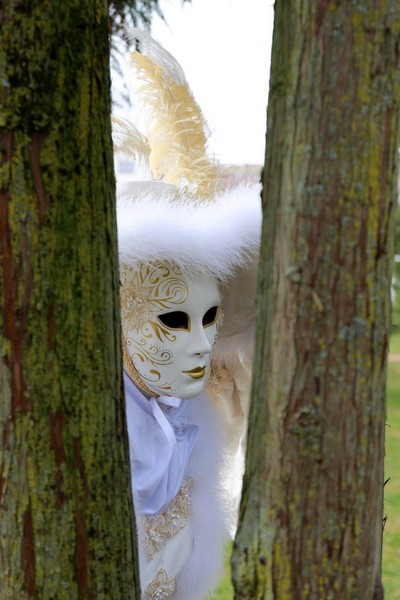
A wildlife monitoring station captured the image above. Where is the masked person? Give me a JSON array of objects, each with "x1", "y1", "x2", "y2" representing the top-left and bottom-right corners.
[{"x1": 115, "y1": 31, "x2": 261, "y2": 600}]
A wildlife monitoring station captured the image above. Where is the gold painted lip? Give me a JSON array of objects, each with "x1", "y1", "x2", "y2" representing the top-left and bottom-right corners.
[{"x1": 183, "y1": 367, "x2": 206, "y2": 380}]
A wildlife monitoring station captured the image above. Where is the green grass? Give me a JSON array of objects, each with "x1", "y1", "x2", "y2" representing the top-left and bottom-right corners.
[
  {"x1": 208, "y1": 546, "x2": 234, "y2": 599},
  {"x1": 390, "y1": 330, "x2": 400, "y2": 355},
  {"x1": 382, "y1": 360, "x2": 400, "y2": 598},
  {"x1": 213, "y1": 356, "x2": 400, "y2": 598}
]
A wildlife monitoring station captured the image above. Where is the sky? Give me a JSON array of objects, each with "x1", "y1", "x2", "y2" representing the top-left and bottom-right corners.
[{"x1": 112, "y1": 0, "x2": 274, "y2": 166}]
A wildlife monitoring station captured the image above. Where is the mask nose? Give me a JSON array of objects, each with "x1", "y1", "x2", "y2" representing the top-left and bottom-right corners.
[{"x1": 187, "y1": 323, "x2": 213, "y2": 357}]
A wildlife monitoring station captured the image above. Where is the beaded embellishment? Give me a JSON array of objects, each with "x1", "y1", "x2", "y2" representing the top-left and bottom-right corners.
[
  {"x1": 145, "y1": 568, "x2": 176, "y2": 599},
  {"x1": 142, "y1": 479, "x2": 192, "y2": 560}
]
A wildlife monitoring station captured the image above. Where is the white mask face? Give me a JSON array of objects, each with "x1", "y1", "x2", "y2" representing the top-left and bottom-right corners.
[{"x1": 120, "y1": 262, "x2": 222, "y2": 399}]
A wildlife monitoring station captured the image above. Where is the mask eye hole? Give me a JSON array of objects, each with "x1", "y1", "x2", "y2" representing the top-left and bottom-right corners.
[
  {"x1": 157, "y1": 311, "x2": 190, "y2": 330},
  {"x1": 202, "y1": 306, "x2": 219, "y2": 327}
]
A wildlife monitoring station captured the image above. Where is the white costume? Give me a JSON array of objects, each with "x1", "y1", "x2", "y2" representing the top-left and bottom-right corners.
[
  {"x1": 115, "y1": 31, "x2": 261, "y2": 599},
  {"x1": 124, "y1": 374, "x2": 230, "y2": 599}
]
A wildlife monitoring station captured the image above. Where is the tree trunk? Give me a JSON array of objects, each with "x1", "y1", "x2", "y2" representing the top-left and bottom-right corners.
[
  {"x1": 232, "y1": 1, "x2": 400, "y2": 599},
  {"x1": 0, "y1": 2, "x2": 139, "y2": 598}
]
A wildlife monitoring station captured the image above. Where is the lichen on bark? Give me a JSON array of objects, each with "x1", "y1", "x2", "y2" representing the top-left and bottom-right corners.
[
  {"x1": 232, "y1": 2, "x2": 400, "y2": 599},
  {"x1": 0, "y1": 2, "x2": 139, "y2": 598}
]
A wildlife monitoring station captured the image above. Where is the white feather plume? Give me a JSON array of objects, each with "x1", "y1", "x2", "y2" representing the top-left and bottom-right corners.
[
  {"x1": 128, "y1": 28, "x2": 187, "y2": 85},
  {"x1": 125, "y1": 28, "x2": 219, "y2": 197}
]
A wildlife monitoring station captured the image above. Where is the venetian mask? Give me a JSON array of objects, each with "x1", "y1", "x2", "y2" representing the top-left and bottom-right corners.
[{"x1": 120, "y1": 262, "x2": 222, "y2": 399}]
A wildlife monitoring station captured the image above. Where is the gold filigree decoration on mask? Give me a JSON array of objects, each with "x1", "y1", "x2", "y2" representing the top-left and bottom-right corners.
[
  {"x1": 122, "y1": 341, "x2": 158, "y2": 397},
  {"x1": 120, "y1": 262, "x2": 189, "y2": 330},
  {"x1": 141, "y1": 478, "x2": 192, "y2": 561},
  {"x1": 124, "y1": 333, "x2": 174, "y2": 393},
  {"x1": 120, "y1": 286, "x2": 151, "y2": 329},
  {"x1": 120, "y1": 262, "x2": 190, "y2": 392},
  {"x1": 145, "y1": 568, "x2": 176, "y2": 599}
]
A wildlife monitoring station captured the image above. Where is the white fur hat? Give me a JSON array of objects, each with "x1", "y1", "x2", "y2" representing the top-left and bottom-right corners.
[{"x1": 117, "y1": 180, "x2": 261, "y2": 282}]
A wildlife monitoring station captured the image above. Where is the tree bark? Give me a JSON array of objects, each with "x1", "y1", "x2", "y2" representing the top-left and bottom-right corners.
[
  {"x1": 0, "y1": 2, "x2": 139, "y2": 598},
  {"x1": 232, "y1": 1, "x2": 400, "y2": 599}
]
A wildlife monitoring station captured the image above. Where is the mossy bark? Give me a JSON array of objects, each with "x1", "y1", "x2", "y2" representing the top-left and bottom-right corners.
[
  {"x1": 0, "y1": 2, "x2": 139, "y2": 598},
  {"x1": 232, "y1": 1, "x2": 400, "y2": 599}
]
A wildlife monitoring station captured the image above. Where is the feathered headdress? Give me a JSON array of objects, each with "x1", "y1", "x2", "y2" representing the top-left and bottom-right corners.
[
  {"x1": 114, "y1": 29, "x2": 220, "y2": 198},
  {"x1": 114, "y1": 29, "x2": 261, "y2": 451}
]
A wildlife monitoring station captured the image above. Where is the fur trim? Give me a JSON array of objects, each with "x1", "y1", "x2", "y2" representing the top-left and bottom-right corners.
[
  {"x1": 117, "y1": 181, "x2": 262, "y2": 282},
  {"x1": 174, "y1": 392, "x2": 235, "y2": 600}
]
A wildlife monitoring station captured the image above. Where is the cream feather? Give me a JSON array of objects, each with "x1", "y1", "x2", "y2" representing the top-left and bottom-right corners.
[
  {"x1": 127, "y1": 29, "x2": 219, "y2": 199},
  {"x1": 128, "y1": 29, "x2": 187, "y2": 85},
  {"x1": 112, "y1": 115, "x2": 150, "y2": 164}
]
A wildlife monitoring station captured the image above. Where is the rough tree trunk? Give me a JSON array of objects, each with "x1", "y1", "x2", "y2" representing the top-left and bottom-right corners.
[
  {"x1": 0, "y1": 2, "x2": 139, "y2": 598},
  {"x1": 232, "y1": 2, "x2": 400, "y2": 599}
]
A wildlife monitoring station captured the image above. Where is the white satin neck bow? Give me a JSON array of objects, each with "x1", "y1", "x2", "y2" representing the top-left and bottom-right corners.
[
  {"x1": 123, "y1": 371, "x2": 198, "y2": 515},
  {"x1": 149, "y1": 395, "x2": 182, "y2": 447}
]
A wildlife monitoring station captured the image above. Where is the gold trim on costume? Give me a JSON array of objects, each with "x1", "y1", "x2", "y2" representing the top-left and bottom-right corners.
[
  {"x1": 145, "y1": 568, "x2": 176, "y2": 599},
  {"x1": 142, "y1": 478, "x2": 192, "y2": 560}
]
